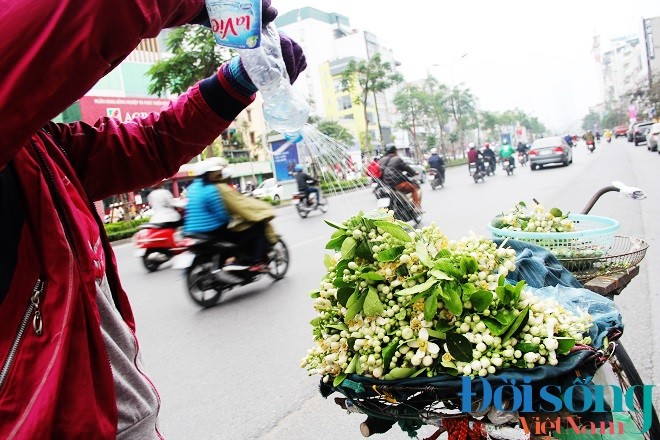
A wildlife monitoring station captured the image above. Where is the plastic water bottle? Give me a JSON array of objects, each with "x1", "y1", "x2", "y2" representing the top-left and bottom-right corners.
[{"x1": 237, "y1": 23, "x2": 310, "y2": 142}]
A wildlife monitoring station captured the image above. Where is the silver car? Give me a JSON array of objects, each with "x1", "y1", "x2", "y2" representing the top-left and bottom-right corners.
[
  {"x1": 401, "y1": 156, "x2": 427, "y2": 183},
  {"x1": 529, "y1": 136, "x2": 573, "y2": 170}
]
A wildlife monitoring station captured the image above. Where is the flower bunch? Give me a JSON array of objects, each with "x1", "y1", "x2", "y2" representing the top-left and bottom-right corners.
[
  {"x1": 492, "y1": 201, "x2": 575, "y2": 233},
  {"x1": 301, "y1": 211, "x2": 593, "y2": 385}
]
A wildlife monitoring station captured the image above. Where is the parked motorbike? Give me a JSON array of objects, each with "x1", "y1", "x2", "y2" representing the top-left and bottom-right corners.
[
  {"x1": 173, "y1": 236, "x2": 289, "y2": 307},
  {"x1": 292, "y1": 190, "x2": 328, "y2": 218},
  {"x1": 503, "y1": 157, "x2": 515, "y2": 176},
  {"x1": 372, "y1": 181, "x2": 422, "y2": 226},
  {"x1": 132, "y1": 222, "x2": 192, "y2": 272},
  {"x1": 428, "y1": 167, "x2": 445, "y2": 190}
]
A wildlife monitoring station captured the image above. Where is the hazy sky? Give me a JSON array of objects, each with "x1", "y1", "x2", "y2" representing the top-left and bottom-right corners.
[{"x1": 277, "y1": 0, "x2": 660, "y2": 132}]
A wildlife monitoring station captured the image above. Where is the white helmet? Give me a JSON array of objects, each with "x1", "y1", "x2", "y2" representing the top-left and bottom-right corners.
[
  {"x1": 468, "y1": 142, "x2": 476, "y2": 149},
  {"x1": 221, "y1": 167, "x2": 233, "y2": 180},
  {"x1": 194, "y1": 157, "x2": 228, "y2": 176},
  {"x1": 430, "y1": 148, "x2": 438, "y2": 154}
]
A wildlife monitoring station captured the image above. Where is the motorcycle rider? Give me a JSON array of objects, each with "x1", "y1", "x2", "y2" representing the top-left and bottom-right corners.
[
  {"x1": 604, "y1": 129, "x2": 612, "y2": 143},
  {"x1": 294, "y1": 164, "x2": 322, "y2": 207},
  {"x1": 380, "y1": 144, "x2": 421, "y2": 209},
  {"x1": 500, "y1": 141, "x2": 516, "y2": 169},
  {"x1": 183, "y1": 160, "x2": 231, "y2": 237},
  {"x1": 467, "y1": 143, "x2": 485, "y2": 174},
  {"x1": 147, "y1": 181, "x2": 183, "y2": 227},
  {"x1": 427, "y1": 148, "x2": 445, "y2": 184},
  {"x1": 482, "y1": 143, "x2": 497, "y2": 173},
  {"x1": 584, "y1": 130, "x2": 595, "y2": 146},
  {"x1": 365, "y1": 156, "x2": 382, "y2": 182},
  {"x1": 516, "y1": 141, "x2": 529, "y2": 164}
]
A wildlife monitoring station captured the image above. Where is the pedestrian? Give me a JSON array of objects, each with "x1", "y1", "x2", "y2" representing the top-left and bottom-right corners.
[{"x1": 0, "y1": 0, "x2": 306, "y2": 438}]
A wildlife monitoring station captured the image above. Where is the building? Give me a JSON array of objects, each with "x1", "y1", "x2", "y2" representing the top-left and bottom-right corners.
[
  {"x1": 276, "y1": 7, "x2": 402, "y2": 152},
  {"x1": 642, "y1": 16, "x2": 660, "y2": 88},
  {"x1": 600, "y1": 36, "x2": 646, "y2": 110}
]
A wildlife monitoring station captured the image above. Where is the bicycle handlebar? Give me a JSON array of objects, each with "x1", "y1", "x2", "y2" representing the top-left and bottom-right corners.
[{"x1": 580, "y1": 181, "x2": 646, "y2": 215}]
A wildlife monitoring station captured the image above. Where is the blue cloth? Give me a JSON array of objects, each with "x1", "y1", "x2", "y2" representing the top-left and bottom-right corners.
[{"x1": 183, "y1": 179, "x2": 229, "y2": 234}]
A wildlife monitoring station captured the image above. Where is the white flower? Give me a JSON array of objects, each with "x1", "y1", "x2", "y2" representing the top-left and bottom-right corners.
[{"x1": 407, "y1": 328, "x2": 440, "y2": 364}]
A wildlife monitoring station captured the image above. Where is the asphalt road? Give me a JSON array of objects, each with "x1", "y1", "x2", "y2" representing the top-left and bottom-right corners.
[{"x1": 112, "y1": 137, "x2": 660, "y2": 439}]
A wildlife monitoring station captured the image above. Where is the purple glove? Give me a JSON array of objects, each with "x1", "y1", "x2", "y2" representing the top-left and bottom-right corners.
[{"x1": 279, "y1": 31, "x2": 307, "y2": 84}]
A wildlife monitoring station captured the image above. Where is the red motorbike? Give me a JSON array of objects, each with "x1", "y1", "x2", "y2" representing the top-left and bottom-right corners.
[{"x1": 133, "y1": 223, "x2": 193, "y2": 272}]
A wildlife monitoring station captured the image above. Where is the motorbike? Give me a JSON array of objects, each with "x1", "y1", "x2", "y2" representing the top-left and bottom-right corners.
[
  {"x1": 372, "y1": 180, "x2": 422, "y2": 226},
  {"x1": 469, "y1": 161, "x2": 486, "y2": 183},
  {"x1": 428, "y1": 167, "x2": 445, "y2": 190},
  {"x1": 517, "y1": 152, "x2": 528, "y2": 166},
  {"x1": 484, "y1": 157, "x2": 496, "y2": 176},
  {"x1": 292, "y1": 190, "x2": 328, "y2": 218},
  {"x1": 132, "y1": 222, "x2": 193, "y2": 272},
  {"x1": 587, "y1": 140, "x2": 596, "y2": 153},
  {"x1": 173, "y1": 235, "x2": 289, "y2": 307},
  {"x1": 502, "y1": 157, "x2": 515, "y2": 175}
]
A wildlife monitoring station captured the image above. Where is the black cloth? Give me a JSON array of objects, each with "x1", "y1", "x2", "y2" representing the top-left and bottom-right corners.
[
  {"x1": 0, "y1": 164, "x2": 25, "y2": 303},
  {"x1": 295, "y1": 172, "x2": 315, "y2": 191},
  {"x1": 427, "y1": 154, "x2": 444, "y2": 171},
  {"x1": 379, "y1": 155, "x2": 415, "y2": 187}
]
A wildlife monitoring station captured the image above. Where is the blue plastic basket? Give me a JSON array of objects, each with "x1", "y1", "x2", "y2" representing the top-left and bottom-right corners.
[{"x1": 488, "y1": 214, "x2": 620, "y2": 259}]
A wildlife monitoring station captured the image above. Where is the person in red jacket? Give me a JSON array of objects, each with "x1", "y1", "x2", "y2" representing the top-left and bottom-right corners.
[
  {"x1": 0, "y1": 1, "x2": 305, "y2": 438},
  {"x1": 366, "y1": 156, "x2": 382, "y2": 181}
]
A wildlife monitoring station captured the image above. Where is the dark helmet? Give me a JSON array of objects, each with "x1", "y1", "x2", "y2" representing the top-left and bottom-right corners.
[{"x1": 384, "y1": 144, "x2": 397, "y2": 155}]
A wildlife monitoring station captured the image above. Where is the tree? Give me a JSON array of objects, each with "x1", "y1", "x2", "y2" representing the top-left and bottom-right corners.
[
  {"x1": 423, "y1": 76, "x2": 450, "y2": 157},
  {"x1": 340, "y1": 53, "x2": 403, "y2": 152},
  {"x1": 315, "y1": 119, "x2": 355, "y2": 145},
  {"x1": 446, "y1": 85, "x2": 477, "y2": 146},
  {"x1": 581, "y1": 110, "x2": 601, "y2": 132},
  {"x1": 146, "y1": 26, "x2": 231, "y2": 97},
  {"x1": 393, "y1": 84, "x2": 428, "y2": 160}
]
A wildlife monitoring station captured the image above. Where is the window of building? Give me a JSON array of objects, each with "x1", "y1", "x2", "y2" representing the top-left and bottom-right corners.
[
  {"x1": 337, "y1": 95, "x2": 352, "y2": 110},
  {"x1": 246, "y1": 109, "x2": 252, "y2": 122}
]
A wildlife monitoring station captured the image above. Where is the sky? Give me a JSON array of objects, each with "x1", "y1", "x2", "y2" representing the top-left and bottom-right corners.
[{"x1": 276, "y1": 0, "x2": 660, "y2": 133}]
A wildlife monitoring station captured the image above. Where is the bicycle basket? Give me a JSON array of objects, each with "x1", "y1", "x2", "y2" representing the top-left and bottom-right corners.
[{"x1": 488, "y1": 214, "x2": 619, "y2": 261}]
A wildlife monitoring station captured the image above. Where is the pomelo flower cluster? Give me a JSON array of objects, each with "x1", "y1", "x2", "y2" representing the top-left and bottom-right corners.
[
  {"x1": 301, "y1": 211, "x2": 593, "y2": 385},
  {"x1": 493, "y1": 201, "x2": 575, "y2": 233}
]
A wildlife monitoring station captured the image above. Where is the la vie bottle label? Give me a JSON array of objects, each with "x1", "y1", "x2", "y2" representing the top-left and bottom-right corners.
[{"x1": 205, "y1": 0, "x2": 262, "y2": 49}]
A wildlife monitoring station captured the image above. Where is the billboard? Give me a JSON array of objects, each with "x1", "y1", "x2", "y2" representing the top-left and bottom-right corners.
[
  {"x1": 78, "y1": 96, "x2": 171, "y2": 124},
  {"x1": 270, "y1": 139, "x2": 300, "y2": 181}
]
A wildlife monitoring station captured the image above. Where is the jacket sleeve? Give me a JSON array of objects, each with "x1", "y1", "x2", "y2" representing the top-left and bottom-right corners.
[
  {"x1": 0, "y1": 0, "x2": 206, "y2": 168},
  {"x1": 43, "y1": 81, "x2": 252, "y2": 201}
]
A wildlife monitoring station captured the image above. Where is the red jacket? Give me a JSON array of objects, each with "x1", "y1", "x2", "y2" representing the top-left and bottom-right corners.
[{"x1": 0, "y1": 0, "x2": 252, "y2": 437}]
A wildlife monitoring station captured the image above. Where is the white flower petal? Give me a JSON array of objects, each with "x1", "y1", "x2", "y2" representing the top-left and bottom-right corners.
[
  {"x1": 428, "y1": 342, "x2": 440, "y2": 354},
  {"x1": 419, "y1": 328, "x2": 429, "y2": 341}
]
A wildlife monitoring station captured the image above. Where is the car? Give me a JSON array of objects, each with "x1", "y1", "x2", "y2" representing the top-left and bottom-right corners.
[
  {"x1": 401, "y1": 156, "x2": 426, "y2": 183},
  {"x1": 613, "y1": 125, "x2": 628, "y2": 138},
  {"x1": 528, "y1": 136, "x2": 573, "y2": 170},
  {"x1": 632, "y1": 121, "x2": 653, "y2": 146},
  {"x1": 647, "y1": 123, "x2": 660, "y2": 152},
  {"x1": 250, "y1": 178, "x2": 283, "y2": 202}
]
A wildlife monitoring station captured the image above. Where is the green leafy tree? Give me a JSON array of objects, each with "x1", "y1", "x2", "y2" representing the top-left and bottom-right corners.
[
  {"x1": 340, "y1": 53, "x2": 403, "y2": 152},
  {"x1": 315, "y1": 119, "x2": 355, "y2": 145},
  {"x1": 393, "y1": 84, "x2": 429, "y2": 159},
  {"x1": 147, "y1": 26, "x2": 231, "y2": 97},
  {"x1": 601, "y1": 109, "x2": 627, "y2": 129},
  {"x1": 582, "y1": 110, "x2": 601, "y2": 132},
  {"x1": 423, "y1": 76, "x2": 450, "y2": 156},
  {"x1": 446, "y1": 85, "x2": 477, "y2": 145}
]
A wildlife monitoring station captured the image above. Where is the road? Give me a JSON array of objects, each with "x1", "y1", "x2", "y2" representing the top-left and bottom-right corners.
[{"x1": 112, "y1": 137, "x2": 660, "y2": 439}]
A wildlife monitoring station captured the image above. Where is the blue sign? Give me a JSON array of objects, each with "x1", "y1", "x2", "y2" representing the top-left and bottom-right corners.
[
  {"x1": 501, "y1": 133, "x2": 512, "y2": 145},
  {"x1": 270, "y1": 139, "x2": 300, "y2": 181}
]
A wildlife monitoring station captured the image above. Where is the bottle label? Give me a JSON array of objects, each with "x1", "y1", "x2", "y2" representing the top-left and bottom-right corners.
[{"x1": 205, "y1": 0, "x2": 261, "y2": 49}]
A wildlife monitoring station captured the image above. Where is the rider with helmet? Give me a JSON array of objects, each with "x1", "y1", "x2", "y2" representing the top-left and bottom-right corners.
[
  {"x1": 294, "y1": 164, "x2": 322, "y2": 207},
  {"x1": 481, "y1": 143, "x2": 496, "y2": 173},
  {"x1": 379, "y1": 144, "x2": 421, "y2": 208},
  {"x1": 466, "y1": 143, "x2": 485, "y2": 173},
  {"x1": 499, "y1": 141, "x2": 516, "y2": 168},
  {"x1": 427, "y1": 148, "x2": 445, "y2": 183},
  {"x1": 183, "y1": 158, "x2": 230, "y2": 237}
]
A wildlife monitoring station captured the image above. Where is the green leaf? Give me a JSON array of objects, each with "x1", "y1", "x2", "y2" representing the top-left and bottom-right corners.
[
  {"x1": 498, "y1": 275, "x2": 506, "y2": 287},
  {"x1": 491, "y1": 216, "x2": 505, "y2": 228},
  {"x1": 337, "y1": 287, "x2": 354, "y2": 307},
  {"x1": 435, "y1": 260, "x2": 463, "y2": 278},
  {"x1": 346, "y1": 290, "x2": 359, "y2": 308},
  {"x1": 395, "y1": 309, "x2": 407, "y2": 320},
  {"x1": 502, "y1": 305, "x2": 530, "y2": 341},
  {"x1": 335, "y1": 260, "x2": 349, "y2": 274},
  {"x1": 496, "y1": 284, "x2": 516, "y2": 305},
  {"x1": 309, "y1": 317, "x2": 321, "y2": 327},
  {"x1": 482, "y1": 317, "x2": 508, "y2": 336},
  {"x1": 356, "y1": 357, "x2": 364, "y2": 374},
  {"x1": 345, "y1": 355, "x2": 358, "y2": 374},
  {"x1": 395, "y1": 277, "x2": 438, "y2": 297},
  {"x1": 424, "y1": 294, "x2": 438, "y2": 321},
  {"x1": 516, "y1": 342, "x2": 540, "y2": 353},
  {"x1": 341, "y1": 237, "x2": 358, "y2": 260},
  {"x1": 556, "y1": 337, "x2": 576, "y2": 354},
  {"x1": 415, "y1": 241, "x2": 432, "y2": 267},
  {"x1": 355, "y1": 241, "x2": 373, "y2": 259},
  {"x1": 459, "y1": 256, "x2": 479, "y2": 275},
  {"x1": 383, "y1": 367, "x2": 417, "y2": 380},
  {"x1": 513, "y1": 280, "x2": 526, "y2": 303},
  {"x1": 325, "y1": 220, "x2": 347, "y2": 230},
  {"x1": 493, "y1": 310, "x2": 515, "y2": 326},
  {"x1": 323, "y1": 254, "x2": 334, "y2": 270},
  {"x1": 435, "y1": 319, "x2": 453, "y2": 332},
  {"x1": 438, "y1": 284, "x2": 462, "y2": 316},
  {"x1": 470, "y1": 290, "x2": 493, "y2": 312},
  {"x1": 426, "y1": 328, "x2": 446, "y2": 339},
  {"x1": 363, "y1": 210, "x2": 389, "y2": 220},
  {"x1": 381, "y1": 339, "x2": 399, "y2": 370},
  {"x1": 428, "y1": 269, "x2": 454, "y2": 281},
  {"x1": 363, "y1": 287, "x2": 385, "y2": 317},
  {"x1": 437, "y1": 249, "x2": 451, "y2": 259},
  {"x1": 550, "y1": 207, "x2": 563, "y2": 218},
  {"x1": 326, "y1": 323, "x2": 349, "y2": 332},
  {"x1": 446, "y1": 332, "x2": 473, "y2": 362},
  {"x1": 326, "y1": 235, "x2": 346, "y2": 251},
  {"x1": 345, "y1": 293, "x2": 365, "y2": 322},
  {"x1": 410, "y1": 368, "x2": 427, "y2": 378},
  {"x1": 310, "y1": 290, "x2": 320, "y2": 298},
  {"x1": 376, "y1": 246, "x2": 405, "y2": 262},
  {"x1": 333, "y1": 373, "x2": 347, "y2": 387},
  {"x1": 461, "y1": 283, "x2": 477, "y2": 301},
  {"x1": 360, "y1": 271, "x2": 385, "y2": 281},
  {"x1": 333, "y1": 278, "x2": 352, "y2": 289},
  {"x1": 518, "y1": 201, "x2": 527, "y2": 208},
  {"x1": 373, "y1": 220, "x2": 412, "y2": 243}
]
